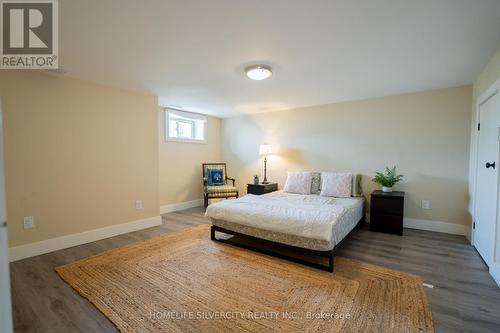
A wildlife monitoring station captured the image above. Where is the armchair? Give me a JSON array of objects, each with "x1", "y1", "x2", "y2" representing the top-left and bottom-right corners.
[{"x1": 202, "y1": 163, "x2": 239, "y2": 208}]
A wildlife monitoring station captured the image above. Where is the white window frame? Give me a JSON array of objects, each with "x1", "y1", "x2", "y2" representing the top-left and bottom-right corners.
[
  {"x1": 173, "y1": 119, "x2": 195, "y2": 139},
  {"x1": 165, "y1": 108, "x2": 207, "y2": 144}
]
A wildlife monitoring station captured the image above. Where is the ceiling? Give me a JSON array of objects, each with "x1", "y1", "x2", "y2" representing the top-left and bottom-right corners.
[{"x1": 59, "y1": 0, "x2": 500, "y2": 117}]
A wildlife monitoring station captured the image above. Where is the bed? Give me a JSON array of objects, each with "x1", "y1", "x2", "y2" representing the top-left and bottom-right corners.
[{"x1": 205, "y1": 190, "x2": 365, "y2": 272}]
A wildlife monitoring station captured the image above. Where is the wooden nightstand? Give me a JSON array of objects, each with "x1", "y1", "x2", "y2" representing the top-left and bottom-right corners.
[
  {"x1": 247, "y1": 183, "x2": 278, "y2": 195},
  {"x1": 370, "y1": 190, "x2": 405, "y2": 235}
]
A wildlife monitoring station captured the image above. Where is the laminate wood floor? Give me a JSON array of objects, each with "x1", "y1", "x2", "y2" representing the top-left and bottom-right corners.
[{"x1": 9, "y1": 207, "x2": 500, "y2": 333}]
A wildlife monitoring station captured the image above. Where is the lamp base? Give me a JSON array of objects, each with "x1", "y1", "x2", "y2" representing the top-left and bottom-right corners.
[{"x1": 262, "y1": 156, "x2": 269, "y2": 185}]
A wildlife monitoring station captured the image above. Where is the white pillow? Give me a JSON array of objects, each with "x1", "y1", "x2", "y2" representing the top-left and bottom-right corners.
[
  {"x1": 283, "y1": 172, "x2": 313, "y2": 194},
  {"x1": 320, "y1": 172, "x2": 353, "y2": 197}
]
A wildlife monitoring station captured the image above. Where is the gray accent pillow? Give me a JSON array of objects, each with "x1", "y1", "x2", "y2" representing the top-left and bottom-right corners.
[
  {"x1": 352, "y1": 174, "x2": 363, "y2": 196},
  {"x1": 310, "y1": 172, "x2": 321, "y2": 194}
]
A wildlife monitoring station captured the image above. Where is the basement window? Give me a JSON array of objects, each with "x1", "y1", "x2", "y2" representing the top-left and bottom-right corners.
[{"x1": 166, "y1": 109, "x2": 207, "y2": 143}]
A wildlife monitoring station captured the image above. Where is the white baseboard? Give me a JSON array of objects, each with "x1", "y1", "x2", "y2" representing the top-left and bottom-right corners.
[
  {"x1": 365, "y1": 213, "x2": 470, "y2": 238},
  {"x1": 490, "y1": 263, "x2": 500, "y2": 288},
  {"x1": 9, "y1": 215, "x2": 162, "y2": 262},
  {"x1": 160, "y1": 199, "x2": 203, "y2": 214},
  {"x1": 403, "y1": 218, "x2": 470, "y2": 238}
]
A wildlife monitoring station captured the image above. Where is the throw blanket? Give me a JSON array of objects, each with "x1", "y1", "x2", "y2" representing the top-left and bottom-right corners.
[{"x1": 205, "y1": 193, "x2": 346, "y2": 242}]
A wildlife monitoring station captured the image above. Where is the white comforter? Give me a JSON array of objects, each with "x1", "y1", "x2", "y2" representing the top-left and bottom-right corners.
[{"x1": 205, "y1": 191, "x2": 348, "y2": 242}]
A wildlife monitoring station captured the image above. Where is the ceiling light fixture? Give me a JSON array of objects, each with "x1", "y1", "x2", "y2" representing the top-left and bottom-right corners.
[{"x1": 245, "y1": 65, "x2": 272, "y2": 81}]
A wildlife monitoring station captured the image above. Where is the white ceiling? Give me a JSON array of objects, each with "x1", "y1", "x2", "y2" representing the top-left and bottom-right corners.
[{"x1": 59, "y1": 0, "x2": 500, "y2": 117}]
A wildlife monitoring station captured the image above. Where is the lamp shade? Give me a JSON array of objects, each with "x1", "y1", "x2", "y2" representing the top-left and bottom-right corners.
[{"x1": 259, "y1": 144, "x2": 273, "y2": 156}]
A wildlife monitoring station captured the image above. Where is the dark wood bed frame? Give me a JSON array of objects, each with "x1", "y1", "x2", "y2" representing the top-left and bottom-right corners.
[{"x1": 210, "y1": 215, "x2": 365, "y2": 272}]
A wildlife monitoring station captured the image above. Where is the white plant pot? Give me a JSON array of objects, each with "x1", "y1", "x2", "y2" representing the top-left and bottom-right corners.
[{"x1": 382, "y1": 186, "x2": 393, "y2": 193}]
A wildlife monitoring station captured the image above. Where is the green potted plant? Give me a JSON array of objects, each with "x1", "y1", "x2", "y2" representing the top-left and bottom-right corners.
[{"x1": 373, "y1": 166, "x2": 403, "y2": 193}]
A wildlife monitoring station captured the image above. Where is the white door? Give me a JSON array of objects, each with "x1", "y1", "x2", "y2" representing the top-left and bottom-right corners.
[
  {"x1": 474, "y1": 90, "x2": 500, "y2": 267},
  {"x1": 0, "y1": 106, "x2": 13, "y2": 332}
]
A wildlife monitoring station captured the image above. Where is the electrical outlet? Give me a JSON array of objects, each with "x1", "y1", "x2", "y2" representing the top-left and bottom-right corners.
[
  {"x1": 421, "y1": 200, "x2": 431, "y2": 210},
  {"x1": 23, "y1": 216, "x2": 35, "y2": 229},
  {"x1": 135, "y1": 200, "x2": 143, "y2": 210}
]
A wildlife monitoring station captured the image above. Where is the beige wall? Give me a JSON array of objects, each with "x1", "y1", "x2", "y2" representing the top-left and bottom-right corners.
[
  {"x1": 222, "y1": 86, "x2": 472, "y2": 226},
  {"x1": 158, "y1": 110, "x2": 221, "y2": 206},
  {"x1": 0, "y1": 71, "x2": 159, "y2": 247}
]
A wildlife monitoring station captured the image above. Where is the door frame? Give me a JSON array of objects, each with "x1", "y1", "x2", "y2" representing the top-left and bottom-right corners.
[
  {"x1": 0, "y1": 97, "x2": 13, "y2": 333},
  {"x1": 472, "y1": 78, "x2": 500, "y2": 265}
]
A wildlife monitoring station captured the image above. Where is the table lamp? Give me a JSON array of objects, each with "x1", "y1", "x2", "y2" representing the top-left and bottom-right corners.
[{"x1": 259, "y1": 144, "x2": 273, "y2": 184}]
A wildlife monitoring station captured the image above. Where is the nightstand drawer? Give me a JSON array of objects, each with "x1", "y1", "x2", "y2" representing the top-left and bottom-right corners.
[
  {"x1": 370, "y1": 213, "x2": 403, "y2": 235},
  {"x1": 247, "y1": 183, "x2": 278, "y2": 195},
  {"x1": 370, "y1": 190, "x2": 405, "y2": 236},
  {"x1": 371, "y1": 197, "x2": 404, "y2": 216}
]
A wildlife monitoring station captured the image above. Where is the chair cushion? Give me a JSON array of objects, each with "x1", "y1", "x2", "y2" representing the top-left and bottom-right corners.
[
  {"x1": 206, "y1": 184, "x2": 237, "y2": 196},
  {"x1": 207, "y1": 168, "x2": 225, "y2": 186},
  {"x1": 203, "y1": 164, "x2": 226, "y2": 182}
]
